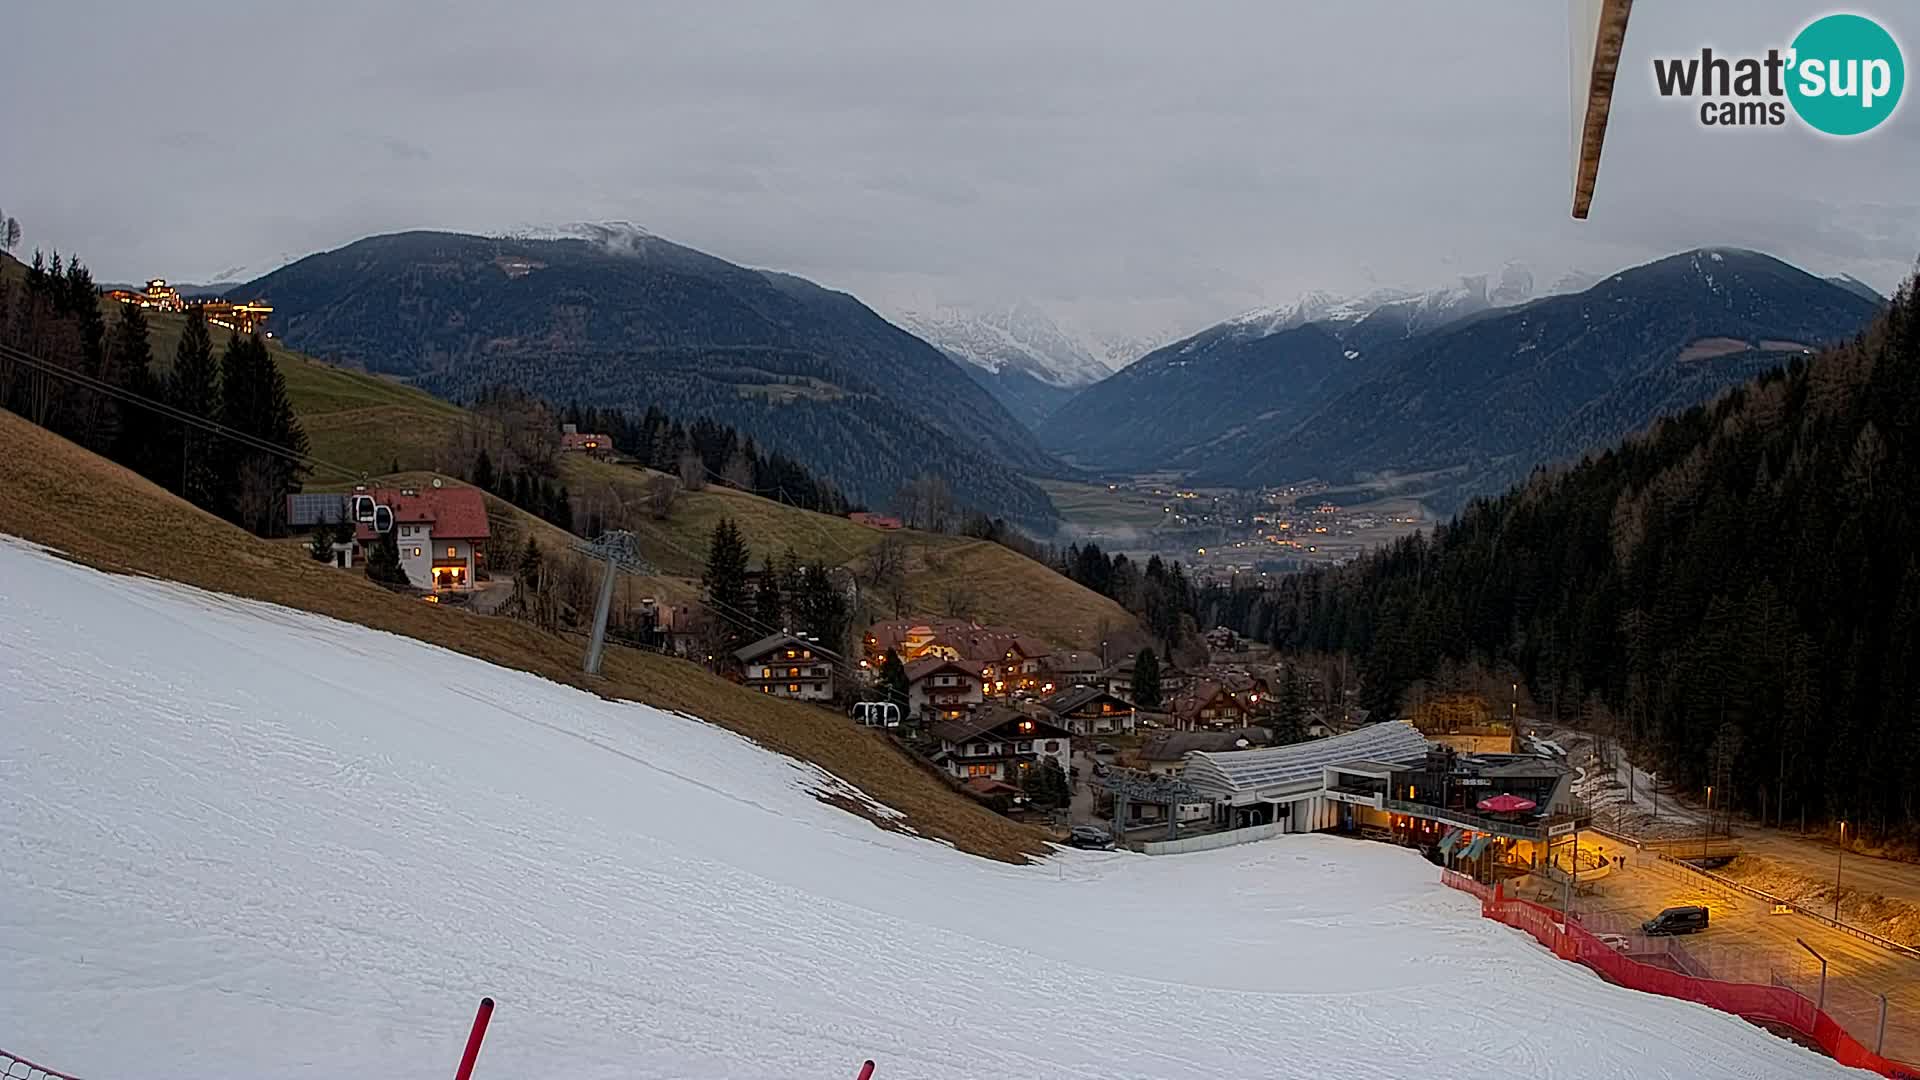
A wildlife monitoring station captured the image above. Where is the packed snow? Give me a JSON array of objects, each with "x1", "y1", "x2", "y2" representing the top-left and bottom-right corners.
[{"x1": 0, "y1": 539, "x2": 1862, "y2": 1079}]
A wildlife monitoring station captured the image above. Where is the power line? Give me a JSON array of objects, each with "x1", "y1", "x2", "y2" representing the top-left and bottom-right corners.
[{"x1": 0, "y1": 341, "x2": 369, "y2": 485}]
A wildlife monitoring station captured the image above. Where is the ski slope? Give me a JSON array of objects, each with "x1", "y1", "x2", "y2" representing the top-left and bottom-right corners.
[{"x1": 0, "y1": 539, "x2": 1863, "y2": 1079}]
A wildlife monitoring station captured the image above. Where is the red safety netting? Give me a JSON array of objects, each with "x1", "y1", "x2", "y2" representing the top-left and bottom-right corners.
[{"x1": 1440, "y1": 872, "x2": 1920, "y2": 1079}]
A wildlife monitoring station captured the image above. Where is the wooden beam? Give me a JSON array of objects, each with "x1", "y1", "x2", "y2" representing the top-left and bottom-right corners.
[{"x1": 1571, "y1": 0, "x2": 1635, "y2": 219}]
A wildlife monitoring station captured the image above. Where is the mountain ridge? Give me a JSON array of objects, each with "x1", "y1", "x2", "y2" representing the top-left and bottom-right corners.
[{"x1": 239, "y1": 229, "x2": 1065, "y2": 524}]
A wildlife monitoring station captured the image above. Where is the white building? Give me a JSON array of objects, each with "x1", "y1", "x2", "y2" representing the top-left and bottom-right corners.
[
  {"x1": 1182, "y1": 721, "x2": 1432, "y2": 832},
  {"x1": 345, "y1": 484, "x2": 491, "y2": 592}
]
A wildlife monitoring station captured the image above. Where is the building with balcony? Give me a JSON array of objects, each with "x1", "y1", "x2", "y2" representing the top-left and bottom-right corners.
[
  {"x1": 928, "y1": 705, "x2": 1072, "y2": 783},
  {"x1": 905, "y1": 658, "x2": 985, "y2": 723},
  {"x1": 736, "y1": 632, "x2": 837, "y2": 702}
]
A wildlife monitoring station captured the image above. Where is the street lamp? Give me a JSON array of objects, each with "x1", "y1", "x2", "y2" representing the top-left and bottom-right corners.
[
  {"x1": 1834, "y1": 821, "x2": 1847, "y2": 921},
  {"x1": 1703, "y1": 785, "x2": 1713, "y2": 859},
  {"x1": 1797, "y1": 937, "x2": 1828, "y2": 1014}
]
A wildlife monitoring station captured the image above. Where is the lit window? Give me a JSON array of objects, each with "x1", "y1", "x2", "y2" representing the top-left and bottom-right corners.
[
  {"x1": 788, "y1": 684, "x2": 800, "y2": 694},
  {"x1": 788, "y1": 667, "x2": 800, "y2": 677},
  {"x1": 447, "y1": 546, "x2": 457, "y2": 558},
  {"x1": 964, "y1": 764, "x2": 996, "y2": 778},
  {"x1": 1017, "y1": 720, "x2": 1034, "y2": 734},
  {"x1": 412, "y1": 547, "x2": 422, "y2": 557}
]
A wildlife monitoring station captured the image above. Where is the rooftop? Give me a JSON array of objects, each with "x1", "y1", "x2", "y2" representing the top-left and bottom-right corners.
[{"x1": 1183, "y1": 721, "x2": 1431, "y2": 798}]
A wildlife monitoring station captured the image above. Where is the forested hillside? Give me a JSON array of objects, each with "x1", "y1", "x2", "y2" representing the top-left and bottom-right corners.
[{"x1": 1210, "y1": 273, "x2": 1920, "y2": 836}]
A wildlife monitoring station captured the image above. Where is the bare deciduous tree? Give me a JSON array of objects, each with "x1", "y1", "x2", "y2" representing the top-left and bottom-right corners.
[
  {"x1": 678, "y1": 450, "x2": 708, "y2": 491},
  {"x1": 941, "y1": 581, "x2": 977, "y2": 619},
  {"x1": 648, "y1": 474, "x2": 679, "y2": 520}
]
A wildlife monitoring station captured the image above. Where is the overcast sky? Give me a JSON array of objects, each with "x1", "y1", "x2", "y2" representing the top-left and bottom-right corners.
[{"x1": 6, "y1": 1, "x2": 1917, "y2": 343}]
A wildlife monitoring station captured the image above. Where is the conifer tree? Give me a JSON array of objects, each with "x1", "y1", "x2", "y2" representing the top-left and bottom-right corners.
[
  {"x1": 877, "y1": 648, "x2": 910, "y2": 707},
  {"x1": 364, "y1": 526, "x2": 411, "y2": 587},
  {"x1": 106, "y1": 302, "x2": 163, "y2": 478},
  {"x1": 472, "y1": 447, "x2": 496, "y2": 492},
  {"x1": 754, "y1": 553, "x2": 784, "y2": 631},
  {"x1": 1275, "y1": 665, "x2": 1307, "y2": 744},
  {"x1": 167, "y1": 307, "x2": 219, "y2": 507},
  {"x1": 1132, "y1": 647, "x2": 1162, "y2": 708},
  {"x1": 703, "y1": 517, "x2": 751, "y2": 650}
]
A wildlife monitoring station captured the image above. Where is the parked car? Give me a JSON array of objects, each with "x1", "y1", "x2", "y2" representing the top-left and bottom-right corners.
[
  {"x1": 1595, "y1": 932, "x2": 1633, "y2": 952},
  {"x1": 1642, "y1": 905, "x2": 1709, "y2": 935},
  {"x1": 1095, "y1": 743, "x2": 1117, "y2": 756},
  {"x1": 1067, "y1": 825, "x2": 1114, "y2": 850}
]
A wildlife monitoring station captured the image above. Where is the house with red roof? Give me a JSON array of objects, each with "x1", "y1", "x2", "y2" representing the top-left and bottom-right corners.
[
  {"x1": 559, "y1": 423, "x2": 614, "y2": 458},
  {"x1": 353, "y1": 484, "x2": 490, "y2": 591}
]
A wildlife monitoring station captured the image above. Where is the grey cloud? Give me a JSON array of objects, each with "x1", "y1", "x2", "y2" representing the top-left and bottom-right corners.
[{"x1": 3, "y1": 0, "x2": 1916, "y2": 342}]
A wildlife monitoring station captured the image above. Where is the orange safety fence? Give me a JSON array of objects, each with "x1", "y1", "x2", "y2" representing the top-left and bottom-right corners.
[{"x1": 1440, "y1": 871, "x2": 1920, "y2": 1079}]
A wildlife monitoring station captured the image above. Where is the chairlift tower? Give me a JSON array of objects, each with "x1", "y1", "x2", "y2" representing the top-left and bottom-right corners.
[
  {"x1": 1096, "y1": 769, "x2": 1204, "y2": 844},
  {"x1": 574, "y1": 530, "x2": 655, "y2": 676}
]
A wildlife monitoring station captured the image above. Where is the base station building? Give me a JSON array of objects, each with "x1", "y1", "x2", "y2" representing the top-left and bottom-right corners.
[{"x1": 1180, "y1": 721, "x2": 1585, "y2": 879}]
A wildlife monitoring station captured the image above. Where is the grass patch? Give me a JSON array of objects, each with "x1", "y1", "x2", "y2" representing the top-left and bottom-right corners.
[{"x1": 0, "y1": 408, "x2": 1046, "y2": 864}]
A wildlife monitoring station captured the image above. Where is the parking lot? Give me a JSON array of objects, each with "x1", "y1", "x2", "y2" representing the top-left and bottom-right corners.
[{"x1": 1520, "y1": 851, "x2": 1920, "y2": 1062}]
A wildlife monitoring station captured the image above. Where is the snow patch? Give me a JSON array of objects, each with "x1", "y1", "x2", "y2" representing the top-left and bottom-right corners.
[{"x1": 0, "y1": 539, "x2": 1856, "y2": 1079}]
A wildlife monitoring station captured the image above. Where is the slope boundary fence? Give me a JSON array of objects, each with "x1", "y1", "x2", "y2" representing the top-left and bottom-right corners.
[
  {"x1": 1440, "y1": 871, "x2": 1920, "y2": 1078},
  {"x1": 3, "y1": 1049, "x2": 85, "y2": 1080}
]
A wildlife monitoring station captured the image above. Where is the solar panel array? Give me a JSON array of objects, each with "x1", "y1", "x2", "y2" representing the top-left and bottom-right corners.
[
  {"x1": 1183, "y1": 721, "x2": 1431, "y2": 797},
  {"x1": 286, "y1": 493, "x2": 350, "y2": 527}
]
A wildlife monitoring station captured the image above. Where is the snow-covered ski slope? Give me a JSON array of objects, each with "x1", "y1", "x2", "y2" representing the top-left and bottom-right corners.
[{"x1": 0, "y1": 540, "x2": 1861, "y2": 1079}]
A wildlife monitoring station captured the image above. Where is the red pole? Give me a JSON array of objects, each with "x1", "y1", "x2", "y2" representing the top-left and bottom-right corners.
[
  {"x1": 856, "y1": 1060, "x2": 876, "y2": 1080},
  {"x1": 454, "y1": 997, "x2": 495, "y2": 1080}
]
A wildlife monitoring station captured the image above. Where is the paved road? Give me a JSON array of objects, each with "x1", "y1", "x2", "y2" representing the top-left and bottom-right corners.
[
  {"x1": 1069, "y1": 749, "x2": 1099, "y2": 825},
  {"x1": 1580, "y1": 732, "x2": 1920, "y2": 909}
]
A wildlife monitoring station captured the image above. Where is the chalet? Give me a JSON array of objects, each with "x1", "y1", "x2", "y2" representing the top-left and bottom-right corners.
[
  {"x1": 905, "y1": 657, "x2": 986, "y2": 723},
  {"x1": 929, "y1": 705, "x2": 1072, "y2": 783},
  {"x1": 864, "y1": 618, "x2": 1052, "y2": 697},
  {"x1": 296, "y1": 484, "x2": 491, "y2": 591},
  {"x1": 1039, "y1": 686, "x2": 1135, "y2": 736},
  {"x1": 559, "y1": 423, "x2": 615, "y2": 458},
  {"x1": 1047, "y1": 651, "x2": 1105, "y2": 688},
  {"x1": 735, "y1": 632, "x2": 837, "y2": 701},
  {"x1": 1170, "y1": 680, "x2": 1249, "y2": 732},
  {"x1": 1102, "y1": 659, "x2": 1136, "y2": 701}
]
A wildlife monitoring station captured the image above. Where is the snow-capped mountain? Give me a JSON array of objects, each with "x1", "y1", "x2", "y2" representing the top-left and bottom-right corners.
[
  {"x1": 889, "y1": 301, "x2": 1121, "y2": 389},
  {"x1": 1216, "y1": 262, "x2": 1539, "y2": 347}
]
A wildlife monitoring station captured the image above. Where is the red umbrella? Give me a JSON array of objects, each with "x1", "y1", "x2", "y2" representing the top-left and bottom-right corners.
[{"x1": 1477, "y1": 792, "x2": 1537, "y2": 813}]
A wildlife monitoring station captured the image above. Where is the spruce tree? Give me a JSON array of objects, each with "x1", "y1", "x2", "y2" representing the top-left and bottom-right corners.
[
  {"x1": 878, "y1": 648, "x2": 910, "y2": 706},
  {"x1": 754, "y1": 554, "x2": 784, "y2": 631},
  {"x1": 472, "y1": 447, "x2": 496, "y2": 492},
  {"x1": 106, "y1": 302, "x2": 163, "y2": 478},
  {"x1": 702, "y1": 517, "x2": 752, "y2": 650},
  {"x1": 364, "y1": 527, "x2": 411, "y2": 587},
  {"x1": 1132, "y1": 647, "x2": 1162, "y2": 708},
  {"x1": 1275, "y1": 666, "x2": 1307, "y2": 744},
  {"x1": 167, "y1": 307, "x2": 219, "y2": 507}
]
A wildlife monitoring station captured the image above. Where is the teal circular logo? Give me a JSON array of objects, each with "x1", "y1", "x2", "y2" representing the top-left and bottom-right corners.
[{"x1": 1787, "y1": 14, "x2": 1904, "y2": 135}]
